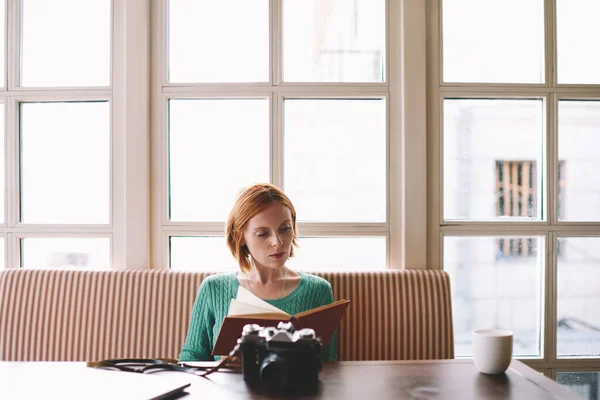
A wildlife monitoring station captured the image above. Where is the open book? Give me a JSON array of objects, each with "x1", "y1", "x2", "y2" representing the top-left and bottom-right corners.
[{"x1": 212, "y1": 286, "x2": 350, "y2": 356}]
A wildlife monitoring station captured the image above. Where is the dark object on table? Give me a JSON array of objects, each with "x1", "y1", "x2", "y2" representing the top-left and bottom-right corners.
[{"x1": 232, "y1": 321, "x2": 322, "y2": 392}]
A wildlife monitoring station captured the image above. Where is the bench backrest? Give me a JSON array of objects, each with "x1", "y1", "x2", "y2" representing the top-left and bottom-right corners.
[{"x1": 0, "y1": 269, "x2": 453, "y2": 361}]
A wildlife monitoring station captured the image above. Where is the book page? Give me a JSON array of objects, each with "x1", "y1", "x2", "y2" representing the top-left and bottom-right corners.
[
  {"x1": 235, "y1": 285, "x2": 285, "y2": 313},
  {"x1": 228, "y1": 298, "x2": 289, "y2": 317},
  {"x1": 293, "y1": 299, "x2": 350, "y2": 318}
]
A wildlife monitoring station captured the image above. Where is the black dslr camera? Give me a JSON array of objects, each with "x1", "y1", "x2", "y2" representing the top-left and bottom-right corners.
[{"x1": 232, "y1": 322, "x2": 322, "y2": 392}]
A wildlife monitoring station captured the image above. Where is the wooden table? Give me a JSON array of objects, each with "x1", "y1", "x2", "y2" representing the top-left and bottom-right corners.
[
  {"x1": 0, "y1": 359, "x2": 581, "y2": 399},
  {"x1": 189, "y1": 359, "x2": 580, "y2": 399}
]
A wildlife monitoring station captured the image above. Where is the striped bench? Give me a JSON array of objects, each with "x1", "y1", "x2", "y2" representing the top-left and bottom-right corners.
[{"x1": 0, "y1": 269, "x2": 454, "y2": 361}]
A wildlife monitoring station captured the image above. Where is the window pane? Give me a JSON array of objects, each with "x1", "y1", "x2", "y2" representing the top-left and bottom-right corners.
[
  {"x1": 556, "y1": 372, "x2": 600, "y2": 400},
  {"x1": 558, "y1": 101, "x2": 600, "y2": 222},
  {"x1": 442, "y1": 0, "x2": 544, "y2": 83},
  {"x1": 0, "y1": 103, "x2": 4, "y2": 223},
  {"x1": 170, "y1": 236, "x2": 386, "y2": 272},
  {"x1": 168, "y1": 0, "x2": 268, "y2": 83},
  {"x1": 21, "y1": 237, "x2": 110, "y2": 269},
  {"x1": 169, "y1": 99, "x2": 269, "y2": 222},
  {"x1": 170, "y1": 237, "x2": 236, "y2": 271},
  {"x1": 20, "y1": 102, "x2": 110, "y2": 224},
  {"x1": 444, "y1": 236, "x2": 544, "y2": 357},
  {"x1": 285, "y1": 99, "x2": 386, "y2": 223},
  {"x1": 443, "y1": 99, "x2": 545, "y2": 221},
  {"x1": 287, "y1": 237, "x2": 386, "y2": 271},
  {"x1": 557, "y1": 0, "x2": 600, "y2": 84},
  {"x1": 0, "y1": 0, "x2": 5, "y2": 87},
  {"x1": 0, "y1": 237, "x2": 4, "y2": 269},
  {"x1": 283, "y1": 0, "x2": 385, "y2": 82},
  {"x1": 21, "y1": 0, "x2": 110, "y2": 87},
  {"x1": 557, "y1": 237, "x2": 600, "y2": 358}
]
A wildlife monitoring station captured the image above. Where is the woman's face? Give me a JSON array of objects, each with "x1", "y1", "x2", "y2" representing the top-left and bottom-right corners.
[{"x1": 242, "y1": 201, "x2": 294, "y2": 270}]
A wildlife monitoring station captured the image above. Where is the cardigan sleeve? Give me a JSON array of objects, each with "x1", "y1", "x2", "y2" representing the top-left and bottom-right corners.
[{"x1": 178, "y1": 278, "x2": 216, "y2": 361}]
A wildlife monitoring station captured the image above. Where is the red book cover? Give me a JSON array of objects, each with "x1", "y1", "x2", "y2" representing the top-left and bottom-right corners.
[{"x1": 212, "y1": 300, "x2": 350, "y2": 356}]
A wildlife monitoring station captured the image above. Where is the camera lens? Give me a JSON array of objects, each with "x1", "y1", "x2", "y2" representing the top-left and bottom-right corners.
[{"x1": 259, "y1": 353, "x2": 289, "y2": 390}]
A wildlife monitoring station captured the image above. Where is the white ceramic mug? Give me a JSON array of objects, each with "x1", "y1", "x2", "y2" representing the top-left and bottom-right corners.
[{"x1": 472, "y1": 329, "x2": 513, "y2": 374}]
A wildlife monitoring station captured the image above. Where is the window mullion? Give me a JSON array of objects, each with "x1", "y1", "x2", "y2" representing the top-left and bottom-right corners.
[
  {"x1": 112, "y1": 0, "x2": 150, "y2": 269},
  {"x1": 149, "y1": 14, "x2": 164, "y2": 269},
  {"x1": 7, "y1": 0, "x2": 18, "y2": 90},
  {"x1": 548, "y1": 93, "x2": 557, "y2": 225},
  {"x1": 2, "y1": 0, "x2": 8, "y2": 89},
  {"x1": 5, "y1": 95, "x2": 15, "y2": 267},
  {"x1": 547, "y1": 231, "x2": 556, "y2": 365},
  {"x1": 270, "y1": 0, "x2": 281, "y2": 191},
  {"x1": 4, "y1": 97, "x2": 13, "y2": 230},
  {"x1": 545, "y1": 0, "x2": 556, "y2": 88},
  {"x1": 6, "y1": 232, "x2": 15, "y2": 268},
  {"x1": 426, "y1": 0, "x2": 443, "y2": 270},
  {"x1": 394, "y1": 0, "x2": 428, "y2": 269},
  {"x1": 271, "y1": 92, "x2": 282, "y2": 188},
  {"x1": 271, "y1": 0, "x2": 282, "y2": 86}
]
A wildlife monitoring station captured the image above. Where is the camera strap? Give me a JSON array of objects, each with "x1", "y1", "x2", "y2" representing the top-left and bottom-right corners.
[{"x1": 87, "y1": 356, "x2": 240, "y2": 377}]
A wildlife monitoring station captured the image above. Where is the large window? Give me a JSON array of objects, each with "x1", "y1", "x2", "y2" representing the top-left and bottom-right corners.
[
  {"x1": 0, "y1": 2, "x2": 421, "y2": 270},
  {"x1": 431, "y1": 0, "x2": 600, "y2": 392},
  {"x1": 154, "y1": 0, "x2": 394, "y2": 271},
  {"x1": 0, "y1": 0, "x2": 115, "y2": 270}
]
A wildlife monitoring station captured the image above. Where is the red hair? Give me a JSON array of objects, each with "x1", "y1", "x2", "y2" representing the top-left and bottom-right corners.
[{"x1": 226, "y1": 183, "x2": 298, "y2": 273}]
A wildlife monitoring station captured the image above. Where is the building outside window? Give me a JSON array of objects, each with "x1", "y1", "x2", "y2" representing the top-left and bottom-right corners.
[{"x1": 432, "y1": 0, "x2": 600, "y2": 396}]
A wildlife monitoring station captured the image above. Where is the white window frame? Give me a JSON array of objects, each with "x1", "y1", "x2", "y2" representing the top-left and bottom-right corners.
[
  {"x1": 0, "y1": 0, "x2": 150, "y2": 270},
  {"x1": 149, "y1": 0, "x2": 428, "y2": 270},
  {"x1": 427, "y1": 0, "x2": 600, "y2": 372}
]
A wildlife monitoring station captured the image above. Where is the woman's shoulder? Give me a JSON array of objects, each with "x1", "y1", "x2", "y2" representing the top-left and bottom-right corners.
[
  {"x1": 202, "y1": 271, "x2": 237, "y2": 283},
  {"x1": 295, "y1": 272, "x2": 334, "y2": 305},
  {"x1": 298, "y1": 272, "x2": 332, "y2": 290},
  {"x1": 200, "y1": 271, "x2": 237, "y2": 289}
]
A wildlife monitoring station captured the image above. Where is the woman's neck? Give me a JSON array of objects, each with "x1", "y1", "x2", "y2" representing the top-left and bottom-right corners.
[
  {"x1": 247, "y1": 262, "x2": 286, "y2": 284},
  {"x1": 238, "y1": 263, "x2": 301, "y2": 300}
]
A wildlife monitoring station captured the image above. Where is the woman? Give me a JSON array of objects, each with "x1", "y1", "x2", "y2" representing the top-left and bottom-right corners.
[{"x1": 179, "y1": 183, "x2": 337, "y2": 361}]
